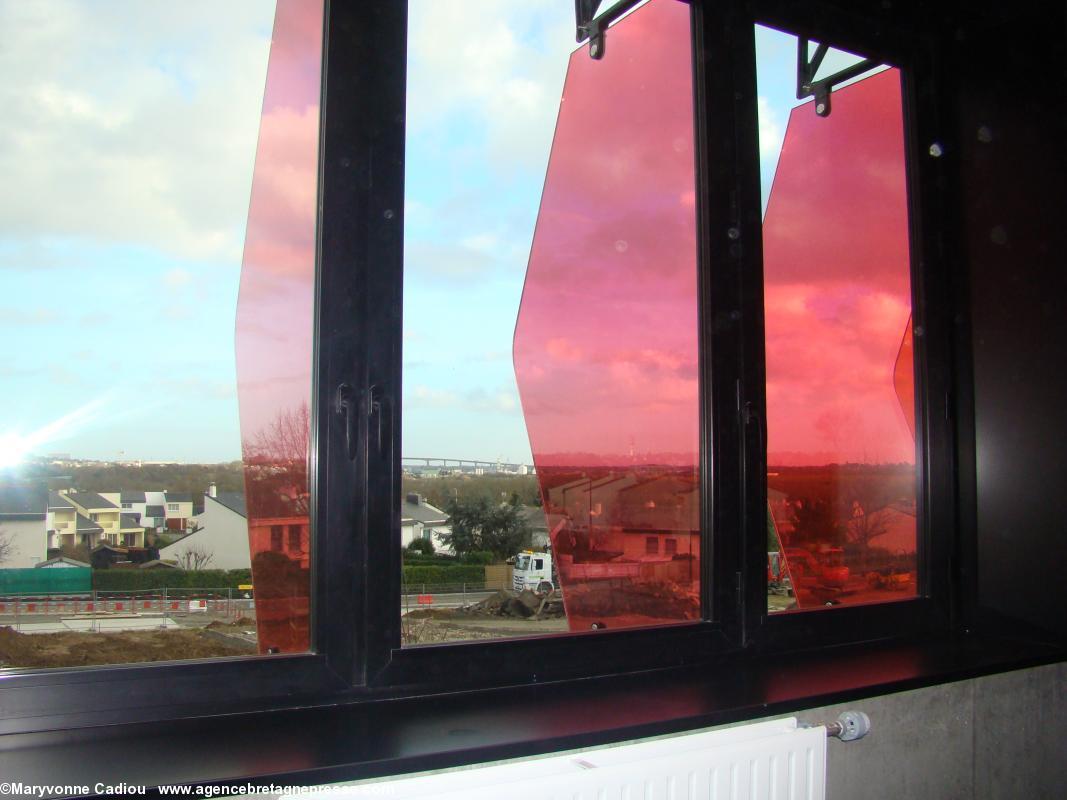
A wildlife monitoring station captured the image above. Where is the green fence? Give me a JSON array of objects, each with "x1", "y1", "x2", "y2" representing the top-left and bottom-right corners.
[{"x1": 0, "y1": 568, "x2": 91, "y2": 595}]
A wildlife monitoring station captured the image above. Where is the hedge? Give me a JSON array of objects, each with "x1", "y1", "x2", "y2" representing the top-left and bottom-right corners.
[
  {"x1": 401, "y1": 565, "x2": 485, "y2": 585},
  {"x1": 92, "y1": 569, "x2": 252, "y2": 591},
  {"x1": 93, "y1": 566, "x2": 484, "y2": 590}
]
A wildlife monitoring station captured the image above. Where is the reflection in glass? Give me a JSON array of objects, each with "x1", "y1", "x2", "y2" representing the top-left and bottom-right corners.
[
  {"x1": 236, "y1": 0, "x2": 322, "y2": 653},
  {"x1": 514, "y1": 0, "x2": 700, "y2": 631},
  {"x1": 759, "y1": 64, "x2": 918, "y2": 611}
]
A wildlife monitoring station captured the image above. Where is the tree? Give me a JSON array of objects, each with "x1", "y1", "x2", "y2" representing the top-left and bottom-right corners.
[
  {"x1": 0, "y1": 528, "x2": 13, "y2": 565},
  {"x1": 479, "y1": 501, "x2": 533, "y2": 561},
  {"x1": 242, "y1": 402, "x2": 311, "y2": 519},
  {"x1": 59, "y1": 541, "x2": 90, "y2": 564},
  {"x1": 176, "y1": 545, "x2": 214, "y2": 571},
  {"x1": 407, "y1": 538, "x2": 434, "y2": 556},
  {"x1": 439, "y1": 497, "x2": 532, "y2": 561},
  {"x1": 838, "y1": 478, "x2": 897, "y2": 569},
  {"x1": 441, "y1": 496, "x2": 491, "y2": 557},
  {"x1": 790, "y1": 496, "x2": 841, "y2": 547}
]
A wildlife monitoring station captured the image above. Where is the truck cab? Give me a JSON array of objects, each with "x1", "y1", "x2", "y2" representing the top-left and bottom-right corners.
[{"x1": 513, "y1": 550, "x2": 555, "y2": 594}]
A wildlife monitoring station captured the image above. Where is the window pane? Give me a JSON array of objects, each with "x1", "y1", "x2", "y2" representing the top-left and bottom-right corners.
[
  {"x1": 756, "y1": 27, "x2": 918, "y2": 613},
  {"x1": 0, "y1": 0, "x2": 321, "y2": 668},
  {"x1": 401, "y1": 0, "x2": 699, "y2": 644}
]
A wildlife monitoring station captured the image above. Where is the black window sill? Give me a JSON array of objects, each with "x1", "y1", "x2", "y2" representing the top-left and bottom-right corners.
[{"x1": 2, "y1": 630, "x2": 1063, "y2": 798}]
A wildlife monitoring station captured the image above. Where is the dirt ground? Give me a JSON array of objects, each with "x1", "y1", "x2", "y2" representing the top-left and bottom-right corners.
[
  {"x1": 0, "y1": 622, "x2": 256, "y2": 669},
  {"x1": 402, "y1": 612, "x2": 570, "y2": 645}
]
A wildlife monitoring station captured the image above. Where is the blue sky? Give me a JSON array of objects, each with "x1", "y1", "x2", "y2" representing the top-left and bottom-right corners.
[{"x1": 0, "y1": 1, "x2": 869, "y2": 465}]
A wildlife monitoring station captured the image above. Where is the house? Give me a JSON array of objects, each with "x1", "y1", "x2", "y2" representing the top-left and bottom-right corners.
[
  {"x1": 400, "y1": 493, "x2": 451, "y2": 552},
  {"x1": 60, "y1": 491, "x2": 145, "y2": 548},
  {"x1": 163, "y1": 492, "x2": 194, "y2": 531},
  {"x1": 109, "y1": 490, "x2": 167, "y2": 531},
  {"x1": 248, "y1": 515, "x2": 310, "y2": 568},
  {"x1": 34, "y1": 556, "x2": 91, "y2": 569},
  {"x1": 160, "y1": 490, "x2": 251, "y2": 570},
  {"x1": 0, "y1": 484, "x2": 48, "y2": 569}
]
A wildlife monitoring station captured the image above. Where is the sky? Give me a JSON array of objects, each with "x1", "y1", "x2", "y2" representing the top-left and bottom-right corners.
[{"x1": 0, "y1": 0, "x2": 898, "y2": 466}]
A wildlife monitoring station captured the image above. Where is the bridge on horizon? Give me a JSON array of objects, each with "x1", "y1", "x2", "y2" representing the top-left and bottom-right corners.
[{"x1": 402, "y1": 457, "x2": 534, "y2": 474}]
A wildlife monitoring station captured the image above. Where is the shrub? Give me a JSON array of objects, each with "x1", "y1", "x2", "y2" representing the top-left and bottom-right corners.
[
  {"x1": 406, "y1": 538, "x2": 435, "y2": 556},
  {"x1": 402, "y1": 564, "x2": 484, "y2": 586},
  {"x1": 92, "y1": 569, "x2": 252, "y2": 591}
]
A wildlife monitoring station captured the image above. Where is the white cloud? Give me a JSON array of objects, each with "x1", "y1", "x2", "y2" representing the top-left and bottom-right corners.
[
  {"x1": 406, "y1": 0, "x2": 573, "y2": 175},
  {"x1": 757, "y1": 96, "x2": 783, "y2": 159},
  {"x1": 163, "y1": 268, "x2": 192, "y2": 289},
  {"x1": 0, "y1": 0, "x2": 277, "y2": 263}
]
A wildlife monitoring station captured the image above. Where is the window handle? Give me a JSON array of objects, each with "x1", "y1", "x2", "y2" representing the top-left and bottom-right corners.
[
  {"x1": 335, "y1": 382, "x2": 357, "y2": 461},
  {"x1": 364, "y1": 384, "x2": 386, "y2": 456}
]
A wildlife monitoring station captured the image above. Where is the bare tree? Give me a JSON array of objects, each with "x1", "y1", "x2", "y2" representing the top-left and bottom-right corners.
[
  {"x1": 242, "y1": 402, "x2": 311, "y2": 518},
  {"x1": 0, "y1": 528, "x2": 14, "y2": 565},
  {"x1": 246, "y1": 402, "x2": 310, "y2": 468},
  {"x1": 177, "y1": 545, "x2": 215, "y2": 571}
]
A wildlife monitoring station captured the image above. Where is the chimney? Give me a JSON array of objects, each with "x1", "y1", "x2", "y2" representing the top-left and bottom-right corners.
[
  {"x1": 406, "y1": 492, "x2": 421, "y2": 506},
  {"x1": 208, "y1": 483, "x2": 217, "y2": 498}
]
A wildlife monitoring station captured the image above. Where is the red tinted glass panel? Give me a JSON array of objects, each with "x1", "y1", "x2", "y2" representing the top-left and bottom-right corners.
[
  {"x1": 514, "y1": 0, "x2": 700, "y2": 632},
  {"x1": 235, "y1": 0, "x2": 322, "y2": 653},
  {"x1": 761, "y1": 68, "x2": 918, "y2": 611}
]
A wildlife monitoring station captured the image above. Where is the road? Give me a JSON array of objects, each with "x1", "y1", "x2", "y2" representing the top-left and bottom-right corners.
[{"x1": 400, "y1": 590, "x2": 495, "y2": 612}]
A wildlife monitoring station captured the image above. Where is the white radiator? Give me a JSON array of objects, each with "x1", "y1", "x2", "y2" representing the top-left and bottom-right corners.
[{"x1": 306, "y1": 716, "x2": 826, "y2": 800}]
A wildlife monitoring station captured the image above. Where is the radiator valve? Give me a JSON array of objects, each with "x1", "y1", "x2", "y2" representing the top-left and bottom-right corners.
[{"x1": 826, "y1": 710, "x2": 871, "y2": 741}]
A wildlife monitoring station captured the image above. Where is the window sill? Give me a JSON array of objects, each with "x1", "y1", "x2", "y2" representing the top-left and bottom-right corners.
[{"x1": 1, "y1": 630, "x2": 1063, "y2": 797}]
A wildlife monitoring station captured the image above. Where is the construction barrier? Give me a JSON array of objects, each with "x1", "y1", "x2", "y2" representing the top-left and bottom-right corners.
[{"x1": 0, "y1": 588, "x2": 256, "y2": 631}]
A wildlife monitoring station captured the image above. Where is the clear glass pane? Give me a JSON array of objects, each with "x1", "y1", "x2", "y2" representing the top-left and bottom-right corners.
[
  {"x1": 402, "y1": 0, "x2": 699, "y2": 644},
  {"x1": 0, "y1": 0, "x2": 321, "y2": 668},
  {"x1": 756, "y1": 26, "x2": 918, "y2": 613}
]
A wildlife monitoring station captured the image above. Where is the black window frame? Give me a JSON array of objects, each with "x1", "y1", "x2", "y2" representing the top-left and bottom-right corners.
[{"x1": 0, "y1": 0, "x2": 962, "y2": 736}]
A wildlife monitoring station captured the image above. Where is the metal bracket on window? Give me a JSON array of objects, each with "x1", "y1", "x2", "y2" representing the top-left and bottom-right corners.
[
  {"x1": 574, "y1": 0, "x2": 646, "y2": 60},
  {"x1": 796, "y1": 37, "x2": 882, "y2": 117}
]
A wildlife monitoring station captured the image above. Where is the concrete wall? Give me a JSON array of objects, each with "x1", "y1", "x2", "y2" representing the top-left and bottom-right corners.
[{"x1": 793, "y1": 663, "x2": 1067, "y2": 799}]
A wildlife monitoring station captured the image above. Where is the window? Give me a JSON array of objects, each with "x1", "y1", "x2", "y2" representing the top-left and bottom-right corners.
[
  {"x1": 400, "y1": 0, "x2": 700, "y2": 646},
  {"x1": 0, "y1": 0, "x2": 964, "y2": 739},
  {"x1": 0, "y1": 0, "x2": 320, "y2": 671}
]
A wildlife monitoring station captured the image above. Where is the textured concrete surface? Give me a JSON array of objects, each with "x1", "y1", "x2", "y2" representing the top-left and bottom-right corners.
[
  {"x1": 973, "y1": 663, "x2": 1067, "y2": 800},
  {"x1": 797, "y1": 681, "x2": 974, "y2": 800},
  {"x1": 790, "y1": 663, "x2": 1066, "y2": 800}
]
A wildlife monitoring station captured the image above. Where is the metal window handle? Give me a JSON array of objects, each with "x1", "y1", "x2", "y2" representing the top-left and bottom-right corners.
[
  {"x1": 335, "y1": 382, "x2": 357, "y2": 461},
  {"x1": 364, "y1": 384, "x2": 386, "y2": 456},
  {"x1": 335, "y1": 383, "x2": 387, "y2": 461}
]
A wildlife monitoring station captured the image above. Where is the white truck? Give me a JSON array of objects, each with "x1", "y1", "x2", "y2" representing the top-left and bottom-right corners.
[{"x1": 513, "y1": 550, "x2": 555, "y2": 594}]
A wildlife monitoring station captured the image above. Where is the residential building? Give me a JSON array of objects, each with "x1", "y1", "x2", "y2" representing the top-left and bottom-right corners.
[
  {"x1": 61, "y1": 491, "x2": 145, "y2": 549},
  {"x1": 46, "y1": 490, "x2": 77, "y2": 550},
  {"x1": 163, "y1": 492, "x2": 194, "y2": 531},
  {"x1": 161, "y1": 491, "x2": 251, "y2": 570},
  {"x1": 108, "y1": 490, "x2": 167, "y2": 532},
  {"x1": 35, "y1": 556, "x2": 91, "y2": 569},
  {"x1": 400, "y1": 493, "x2": 451, "y2": 553},
  {"x1": 0, "y1": 485, "x2": 48, "y2": 569},
  {"x1": 248, "y1": 515, "x2": 310, "y2": 568}
]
